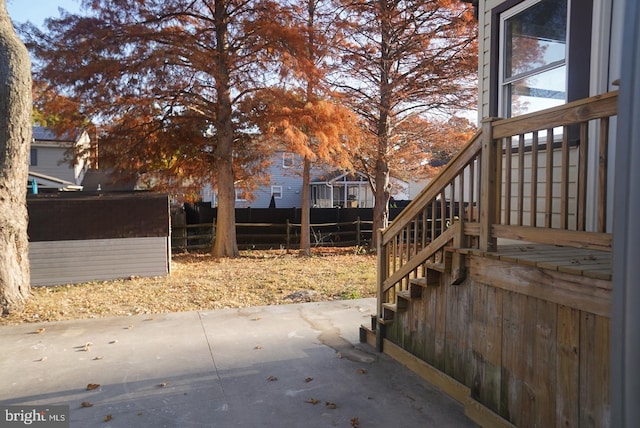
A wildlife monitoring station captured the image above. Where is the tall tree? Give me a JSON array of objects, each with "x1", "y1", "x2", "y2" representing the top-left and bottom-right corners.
[
  {"x1": 243, "y1": 0, "x2": 362, "y2": 256},
  {"x1": 0, "y1": 0, "x2": 32, "y2": 314},
  {"x1": 337, "y1": 0, "x2": 477, "y2": 246},
  {"x1": 22, "y1": 0, "x2": 287, "y2": 257}
]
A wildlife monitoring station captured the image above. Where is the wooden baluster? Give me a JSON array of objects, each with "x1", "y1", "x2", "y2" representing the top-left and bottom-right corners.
[
  {"x1": 561, "y1": 126, "x2": 569, "y2": 230},
  {"x1": 598, "y1": 117, "x2": 610, "y2": 233},
  {"x1": 518, "y1": 134, "x2": 525, "y2": 226},
  {"x1": 577, "y1": 122, "x2": 589, "y2": 231},
  {"x1": 545, "y1": 128, "x2": 554, "y2": 228},
  {"x1": 531, "y1": 131, "x2": 539, "y2": 227}
]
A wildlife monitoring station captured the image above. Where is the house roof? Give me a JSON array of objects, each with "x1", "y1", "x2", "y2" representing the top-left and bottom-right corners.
[{"x1": 33, "y1": 126, "x2": 84, "y2": 143}]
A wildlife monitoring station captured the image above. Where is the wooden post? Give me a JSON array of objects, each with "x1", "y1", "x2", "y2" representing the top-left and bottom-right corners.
[
  {"x1": 286, "y1": 219, "x2": 290, "y2": 249},
  {"x1": 376, "y1": 228, "x2": 386, "y2": 352},
  {"x1": 451, "y1": 221, "x2": 466, "y2": 285},
  {"x1": 480, "y1": 118, "x2": 499, "y2": 252},
  {"x1": 356, "y1": 216, "x2": 361, "y2": 246}
]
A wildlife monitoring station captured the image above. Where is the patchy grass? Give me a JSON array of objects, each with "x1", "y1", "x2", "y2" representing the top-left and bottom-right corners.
[{"x1": 1, "y1": 247, "x2": 377, "y2": 325}]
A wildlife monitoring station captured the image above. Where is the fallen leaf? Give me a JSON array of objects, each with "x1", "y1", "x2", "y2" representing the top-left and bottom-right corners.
[
  {"x1": 126, "y1": 325, "x2": 133, "y2": 330},
  {"x1": 250, "y1": 317, "x2": 261, "y2": 321},
  {"x1": 254, "y1": 345, "x2": 263, "y2": 350},
  {"x1": 93, "y1": 356, "x2": 104, "y2": 361},
  {"x1": 356, "y1": 368, "x2": 367, "y2": 374},
  {"x1": 144, "y1": 317, "x2": 154, "y2": 321},
  {"x1": 266, "y1": 375, "x2": 278, "y2": 382},
  {"x1": 103, "y1": 415, "x2": 113, "y2": 422},
  {"x1": 86, "y1": 383, "x2": 100, "y2": 391},
  {"x1": 82, "y1": 342, "x2": 93, "y2": 352},
  {"x1": 35, "y1": 328, "x2": 46, "y2": 334},
  {"x1": 109, "y1": 340, "x2": 118, "y2": 344},
  {"x1": 350, "y1": 417, "x2": 360, "y2": 427},
  {"x1": 158, "y1": 382, "x2": 168, "y2": 388},
  {"x1": 305, "y1": 398, "x2": 319, "y2": 405},
  {"x1": 81, "y1": 402, "x2": 93, "y2": 408},
  {"x1": 325, "y1": 401, "x2": 337, "y2": 409},
  {"x1": 336, "y1": 353, "x2": 343, "y2": 359},
  {"x1": 37, "y1": 356, "x2": 47, "y2": 362},
  {"x1": 304, "y1": 377, "x2": 314, "y2": 383}
]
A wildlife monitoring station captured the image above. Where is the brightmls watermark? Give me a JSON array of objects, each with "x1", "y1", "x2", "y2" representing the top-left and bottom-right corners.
[{"x1": 0, "y1": 406, "x2": 69, "y2": 427}]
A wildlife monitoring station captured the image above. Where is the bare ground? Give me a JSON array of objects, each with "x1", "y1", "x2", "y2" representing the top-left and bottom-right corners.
[{"x1": 0, "y1": 247, "x2": 377, "y2": 326}]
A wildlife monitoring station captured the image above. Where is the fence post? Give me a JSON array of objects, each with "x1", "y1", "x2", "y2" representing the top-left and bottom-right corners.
[
  {"x1": 356, "y1": 216, "x2": 361, "y2": 246},
  {"x1": 480, "y1": 118, "x2": 500, "y2": 252},
  {"x1": 211, "y1": 217, "x2": 216, "y2": 251},
  {"x1": 286, "y1": 219, "x2": 290, "y2": 249}
]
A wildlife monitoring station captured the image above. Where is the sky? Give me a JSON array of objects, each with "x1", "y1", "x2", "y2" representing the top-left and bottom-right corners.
[{"x1": 7, "y1": 0, "x2": 82, "y2": 28}]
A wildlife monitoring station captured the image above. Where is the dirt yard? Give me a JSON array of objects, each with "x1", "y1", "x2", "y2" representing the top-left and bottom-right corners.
[{"x1": 0, "y1": 247, "x2": 377, "y2": 326}]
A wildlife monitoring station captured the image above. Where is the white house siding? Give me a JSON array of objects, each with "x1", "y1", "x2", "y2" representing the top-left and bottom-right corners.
[
  {"x1": 30, "y1": 237, "x2": 170, "y2": 286},
  {"x1": 30, "y1": 146, "x2": 77, "y2": 184}
]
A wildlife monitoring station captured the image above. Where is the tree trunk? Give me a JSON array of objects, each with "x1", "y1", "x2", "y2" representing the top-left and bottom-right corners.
[
  {"x1": 299, "y1": 156, "x2": 311, "y2": 256},
  {"x1": 371, "y1": 156, "x2": 390, "y2": 249},
  {"x1": 0, "y1": 0, "x2": 32, "y2": 314},
  {"x1": 211, "y1": 0, "x2": 238, "y2": 258}
]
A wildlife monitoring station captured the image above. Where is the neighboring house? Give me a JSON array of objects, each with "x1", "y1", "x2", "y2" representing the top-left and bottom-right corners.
[
  {"x1": 365, "y1": 0, "x2": 631, "y2": 427},
  {"x1": 201, "y1": 151, "x2": 409, "y2": 208},
  {"x1": 29, "y1": 126, "x2": 93, "y2": 191}
]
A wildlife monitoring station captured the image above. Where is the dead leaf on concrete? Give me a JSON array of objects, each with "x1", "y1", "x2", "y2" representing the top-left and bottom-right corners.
[
  {"x1": 34, "y1": 328, "x2": 45, "y2": 334},
  {"x1": 325, "y1": 401, "x2": 337, "y2": 409},
  {"x1": 356, "y1": 368, "x2": 367, "y2": 374},
  {"x1": 81, "y1": 402, "x2": 93, "y2": 408},
  {"x1": 350, "y1": 417, "x2": 360, "y2": 427},
  {"x1": 86, "y1": 383, "x2": 100, "y2": 391},
  {"x1": 158, "y1": 382, "x2": 168, "y2": 388},
  {"x1": 109, "y1": 340, "x2": 118, "y2": 344},
  {"x1": 103, "y1": 415, "x2": 113, "y2": 422},
  {"x1": 304, "y1": 398, "x2": 319, "y2": 405},
  {"x1": 36, "y1": 356, "x2": 47, "y2": 362},
  {"x1": 80, "y1": 342, "x2": 93, "y2": 352},
  {"x1": 304, "y1": 377, "x2": 313, "y2": 383},
  {"x1": 266, "y1": 375, "x2": 278, "y2": 382},
  {"x1": 254, "y1": 345, "x2": 263, "y2": 350},
  {"x1": 93, "y1": 356, "x2": 104, "y2": 361}
]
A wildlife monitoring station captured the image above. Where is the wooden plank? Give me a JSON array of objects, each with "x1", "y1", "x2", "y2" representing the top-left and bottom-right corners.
[
  {"x1": 423, "y1": 283, "x2": 438, "y2": 364},
  {"x1": 383, "y1": 339, "x2": 471, "y2": 405},
  {"x1": 561, "y1": 127, "x2": 570, "y2": 230},
  {"x1": 465, "y1": 397, "x2": 517, "y2": 428},
  {"x1": 530, "y1": 299, "x2": 558, "y2": 427},
  {"x1": 598, "y1": 117, "x2": 610, "y2": 233},
  {"x1": 433, "y1": 277, "x2": 447, "y2": 371},
  {"x1": 545, "y1": 128, "x2": 554, "y2": 228},
  {"x1": 471, "y1": 283, "x2": 503, "y2": 414},
  {"x1": 504, "y1": 137, "x2": 512, "y2": 225},
  {"x1": 492, "y1": 225, "x2": 612, "y2": 252},
  {"x1": 530, "y1": 131, "x2": 539, "y2": 227},
  {"x1": 577, "y1": 122, "x2": 588, "y2": 231},
  {"x1": 556, "y1": 305, "x2": 580, "y2": 426},
  {"x1": 492, "y1": 91, "x2": 618, "y2": 139},
  {"x1": 480, "y1": 118, "x2": 499, "y2": 252},
  {"x1": 470, "y1": 256, "x2": 611, "y2": 317},
  {"x1": 517, "y1": 134, "x2": 525, "y2": 226},
  {"x1": 500, "y1": 290, "x2": 527, "y2": 423},
  {"x1": 580, "y1": 313, "x2": 611, "y2": 427}
]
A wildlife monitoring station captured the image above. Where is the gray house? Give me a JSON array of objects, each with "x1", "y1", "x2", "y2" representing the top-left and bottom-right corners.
[{"x1": 200, "y1": 151, "x2": 409, "y2": 208}]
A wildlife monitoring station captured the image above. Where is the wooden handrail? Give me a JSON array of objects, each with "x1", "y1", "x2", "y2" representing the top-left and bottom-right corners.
[{"x1": 382, "y1": 130, "x2": 483, "y2": 245}]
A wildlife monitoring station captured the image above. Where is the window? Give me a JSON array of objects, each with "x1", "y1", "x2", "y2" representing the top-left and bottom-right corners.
[
  {"x1": 29, "y1": 148, "x2": 38, "y2": 166},
  {"x1": 235, "y1": 188, "x2": 248, "y2": 201},
  {"x1": 282, "y1": 152, "x2": 295, "y2": 168},
  {"x1": 499, "y1": 0, "x2": 568, "y2": 117},
  {"x1": 271, "y1": 186, "x2": 283, "y2": 199}
]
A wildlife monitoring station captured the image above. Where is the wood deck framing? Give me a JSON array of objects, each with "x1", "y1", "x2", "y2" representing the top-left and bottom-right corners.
[{"x1": 374, "y1": 93, "x2": 617, "y2": 427}]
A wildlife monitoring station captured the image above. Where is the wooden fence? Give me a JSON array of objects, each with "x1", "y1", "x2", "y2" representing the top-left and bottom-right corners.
[{"x1": 171, "y1": 218, "x2": 374, "y2": 252}]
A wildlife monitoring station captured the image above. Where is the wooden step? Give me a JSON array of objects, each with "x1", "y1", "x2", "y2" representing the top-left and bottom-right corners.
[{"x1": 424, "y1": 261, "x2": 446, "y2": 272}]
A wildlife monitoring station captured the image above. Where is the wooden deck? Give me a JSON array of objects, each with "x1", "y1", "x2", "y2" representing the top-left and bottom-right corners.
[{"x1": 459, "y1": 243, "x2": 612, "y2": 281}]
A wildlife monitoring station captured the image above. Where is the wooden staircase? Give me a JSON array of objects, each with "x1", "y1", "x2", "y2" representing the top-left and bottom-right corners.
[{"x1": 365, "y1": 92, "x2": 618, "y2": 428}]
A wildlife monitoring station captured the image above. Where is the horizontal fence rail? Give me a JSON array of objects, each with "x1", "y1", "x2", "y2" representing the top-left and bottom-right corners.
[{"x1": 171, "y1": 218, "x2": 374, "y2": 252}]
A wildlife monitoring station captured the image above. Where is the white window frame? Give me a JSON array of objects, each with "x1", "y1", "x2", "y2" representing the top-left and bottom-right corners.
[
  {"x1": 235, "y1": 188, "x2": 248, "y2": 201},
  {"x1": 271, "y1": 185, "x2": 283, "y2": 199},
  {"x1": 498, "y1": 0, "x2": 569, "y2": 118},
  {"x1": 282, "y1": 152, "x2": 295, "y2": 168}
]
